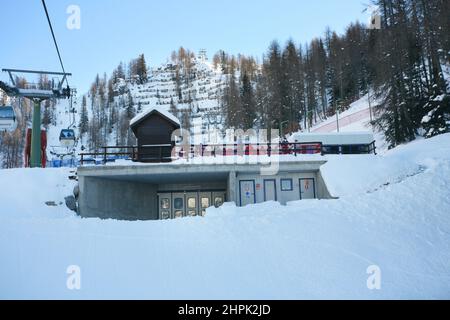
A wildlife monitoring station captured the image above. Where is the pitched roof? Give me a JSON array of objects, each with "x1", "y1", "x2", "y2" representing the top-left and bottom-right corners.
[{"x1": 130, "y1": 107, "x2": 181, "y2": 128}]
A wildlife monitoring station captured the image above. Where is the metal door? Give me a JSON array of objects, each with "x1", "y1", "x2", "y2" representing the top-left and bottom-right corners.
[
  {"x1": 186, "y1": 192, "x2": 199, "y2": 217},
  {"x1": 264, "y1": 179, "x2": 277, "y2": 202},
  {"x1": 172, "y1": 193, "x2": 185, "y2": 218},
  {"x1": 212, "y1": 192, "x2": 226, "y2": 208},
  {"x1": 299, "y1": 178, "x2": 316, "y2": 200},
  {"x1": 239, "y1": 180, "x2": 256, "y2": 207},
  {"x1": 199, "y1": 192, "x2": 212, "y2": 216},
  {"x1": 158, "y1": 193, "x2": 172, "y2": 220}
]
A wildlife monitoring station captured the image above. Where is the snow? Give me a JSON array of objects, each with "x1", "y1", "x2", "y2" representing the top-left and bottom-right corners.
[
  {"x1": 291, "y1": 131, "x2": 375, "y2": 145},
  {"x1": 130, "y1": 107, "x2": 181, "y2": 127},
  {"x1": 433, "y1": 94, "x2": 446, "y2": 102},
  {"x1": 1, "y1": 134, "x2": 450, "y2": 299}
]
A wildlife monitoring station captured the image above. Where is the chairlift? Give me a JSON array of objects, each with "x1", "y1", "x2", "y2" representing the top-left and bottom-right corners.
[
  {"x1": 0, "y1": 106, "x2": 17, "y2": 132},
  {"x1": 59, "y1": 129, "x2": 76, "y2": 148}
]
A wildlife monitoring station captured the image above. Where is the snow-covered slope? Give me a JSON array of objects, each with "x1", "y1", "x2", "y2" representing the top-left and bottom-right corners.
[
  {"x1": 131, "y1": 58, "x2": 226, "y2": 113},
  {"x1": 306, "y1": 94, "x2": 389, "y2": 153},
  {"x1": 0, "y1": 134, "x2": 449, "y2": 299}
]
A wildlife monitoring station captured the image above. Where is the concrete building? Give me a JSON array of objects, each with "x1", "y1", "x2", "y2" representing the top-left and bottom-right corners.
[{"x1": 77, "y1": 160, "x2": 333, "y2": 221}]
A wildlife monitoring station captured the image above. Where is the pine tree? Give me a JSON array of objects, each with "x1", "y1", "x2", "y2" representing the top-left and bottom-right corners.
[
  {"x1": 264, "y1": 41, "x2": 283, "y2": 132},
  {"x1": 282, "y1": 40, "x2": 305, "y2": 131},
  {"x1": 422, "y1": 94, "x2": 450, "y2": 137},
  {"x1": 240, "y1": 72, "x2": 256, "y2": 129},
  {"x1": 223, "y1": 71, "x2": 241, "y2": 129},
  {"x1": 79, "y1": 95, "x2": 89, "y2": 136},
  {"x1": 136, "y1": 54, "x2": 148, "y2": 84},
  {"x1": 126, "y1": 91, "x2": 135, "y2": 120}
]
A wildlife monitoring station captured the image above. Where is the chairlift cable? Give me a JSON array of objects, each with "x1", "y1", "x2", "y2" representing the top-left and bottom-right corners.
[{"x1": 41, "y1": 0, "x2": 69, "y2": 87}]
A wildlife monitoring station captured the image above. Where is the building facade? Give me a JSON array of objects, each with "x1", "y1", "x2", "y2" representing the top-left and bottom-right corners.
[{"x1": 77, "y1": 160, "x2": 332, "y2": 221}]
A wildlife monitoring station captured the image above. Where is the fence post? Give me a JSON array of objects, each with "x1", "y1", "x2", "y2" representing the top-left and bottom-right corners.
[{"x1": 103, "y1": 147, "x2": 107, "y2": 165}]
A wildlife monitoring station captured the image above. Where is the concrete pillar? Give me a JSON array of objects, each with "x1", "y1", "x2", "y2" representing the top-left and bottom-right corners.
[{"x1": 227, "y1": 171, "x2": 237, "y2": 204}]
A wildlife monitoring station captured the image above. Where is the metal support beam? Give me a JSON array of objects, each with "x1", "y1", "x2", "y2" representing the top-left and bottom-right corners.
[
  {"x1": 30, "y1": 99, "x2": 42, "y2": 168},
  {"x1": 2, "y1": 68, "x2": 72, "y2": 77}
]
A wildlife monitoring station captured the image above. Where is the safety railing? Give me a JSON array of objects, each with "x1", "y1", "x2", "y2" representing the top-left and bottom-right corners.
[
  {"x1": 79, "y1": 141, "x2": 376, "y2": 166},
  {"x1": 79, "y1": 142, "x2": 324, "y2": 165}
]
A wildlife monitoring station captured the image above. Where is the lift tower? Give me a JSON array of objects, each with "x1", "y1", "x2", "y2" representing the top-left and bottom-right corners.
[{"x1": 0, "y1": 69, "x2": 72, "y2": 167}]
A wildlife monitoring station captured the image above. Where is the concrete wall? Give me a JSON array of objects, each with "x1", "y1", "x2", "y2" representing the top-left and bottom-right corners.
[
  {"x1": 316, "y1": 170, "x2": 338, "y2": 199},
  {"x1": 78, "y1": 176, "x2": 158, "y2": 221},
  {"x1": 236, "y1": 172, "x2": 322, "y2": 205}
]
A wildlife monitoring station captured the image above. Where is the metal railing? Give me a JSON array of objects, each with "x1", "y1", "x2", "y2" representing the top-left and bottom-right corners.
[
  {"x1": 173, "y1": 142, "x2": 323, "y2": 158},
  {"x1": 79, "y1": 141, "x2": 377, "y2": 166},
  {"x1": 79, "y1": 142, "x2": 324, "y2": 165}
]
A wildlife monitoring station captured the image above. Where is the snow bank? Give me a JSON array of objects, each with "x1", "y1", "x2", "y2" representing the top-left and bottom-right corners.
[
  {"x1": 0, "y1": 168, "x2": 77, "y2": 219},
  {"x1": 0, "y1": 134, "x2": 450, "y2": 299},
  {"x1": 322, "y1": 134, "x2": 450, "y2": 197}
]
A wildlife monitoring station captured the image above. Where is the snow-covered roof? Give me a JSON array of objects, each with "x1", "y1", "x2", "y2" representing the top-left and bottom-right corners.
[
  {"x1": 130, "y1": 107, "x2": 181, "y2": 127},
  {"x1": 291, "y1": 132, "x2": 375, "y2": 145}
]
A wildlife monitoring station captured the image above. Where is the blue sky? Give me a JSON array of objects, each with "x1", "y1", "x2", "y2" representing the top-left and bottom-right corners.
[{"x1": 0, "y1": 0, "x2": 369, "y2": 93}]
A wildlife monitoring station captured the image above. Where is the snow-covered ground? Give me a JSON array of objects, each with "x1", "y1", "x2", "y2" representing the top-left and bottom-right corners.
[{"x1": 0, "y1": 134, "x2": 449, "y2": 299}]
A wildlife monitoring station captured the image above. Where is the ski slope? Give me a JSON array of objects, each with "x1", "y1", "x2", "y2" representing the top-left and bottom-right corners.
[
  {"x1": 306, "y1": 94, "x2": 389, "y2": 152},
  {"x1": 0, "y1": 134, "x2": 449, "y2": 299}
]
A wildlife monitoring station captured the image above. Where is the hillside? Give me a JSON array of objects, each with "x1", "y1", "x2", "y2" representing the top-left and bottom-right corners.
[
  {"x1": 0, "y1": 133, "x2": 449, "y2": 299},
  {"x1": 42, "y1": 52, "x2": 229, "y2": 163}
]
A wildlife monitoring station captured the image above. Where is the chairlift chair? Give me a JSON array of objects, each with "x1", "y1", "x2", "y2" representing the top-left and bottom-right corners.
[
  {"x1": 59, "y1": 129, "x2": 76, "y2": 148},
  {"x1": 0, "y1": 106, "x2": 17, "y2": 132}
]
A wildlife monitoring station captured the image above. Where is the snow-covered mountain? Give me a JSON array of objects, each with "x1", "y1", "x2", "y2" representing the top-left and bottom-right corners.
[
  {"x1": 130, "y1": 56, "x2": 226, "y2": 116},
  {"x1": 44, "y1": 52, "x2": 229, "y2": 162}
]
